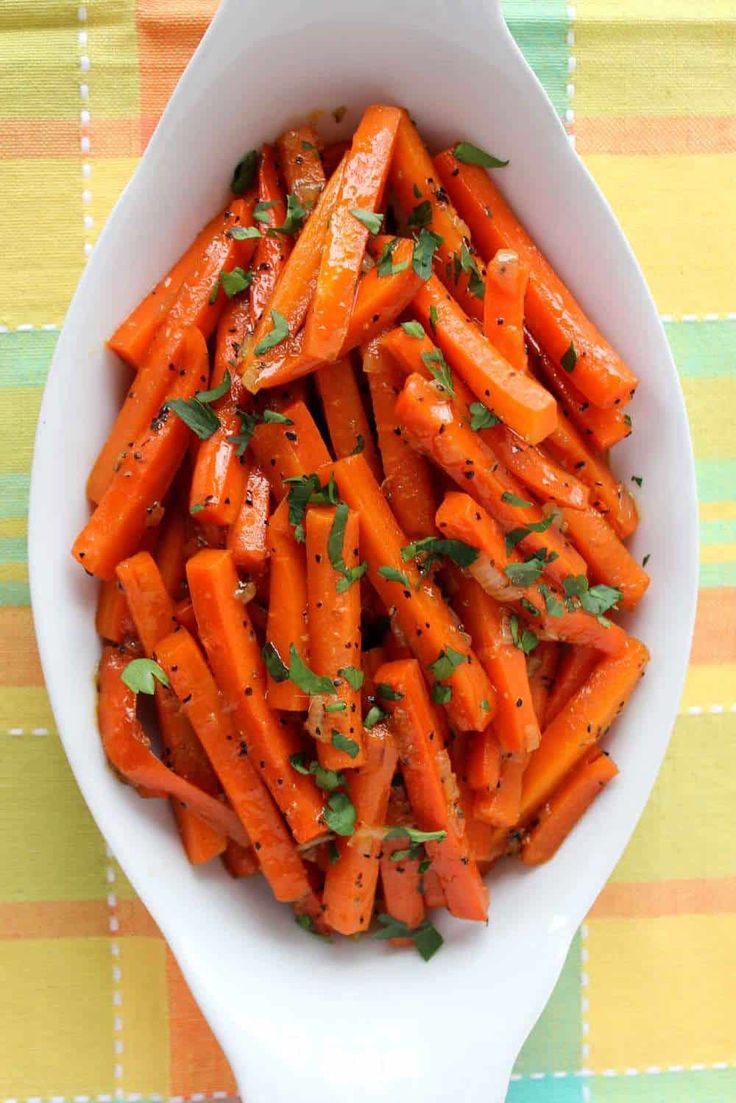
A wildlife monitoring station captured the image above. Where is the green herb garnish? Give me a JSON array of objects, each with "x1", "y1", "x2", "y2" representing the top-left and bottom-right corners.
[
  {"x1": 122, "y1": 658, "x2": 169, "y2": 695},
  {"x1": 453, "y1": 142, "x2": 508, "y2": 169}
]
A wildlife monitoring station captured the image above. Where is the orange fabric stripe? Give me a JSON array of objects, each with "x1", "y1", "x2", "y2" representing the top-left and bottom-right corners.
[
  {"x1": 591, "y1": 877, "x2": 736, "y2": 920},
  {"x1": 0, "y1": 608, "x2": 43, "y2": 686},
  {"x1": 167, "y1": 948, "x2": 237, "y2": 1095},
  {"x1": 690, "y1": 587, "x2": 736, "y2": 665},
  {"x1": 576, "y1": 115, "x2": 736, "y2": 156}
]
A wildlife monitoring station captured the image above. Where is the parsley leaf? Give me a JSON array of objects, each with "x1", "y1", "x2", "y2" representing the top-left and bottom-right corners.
[
  {"x1": 407, "y1": 199, "x2": 432, "y2": 229},
  {"x1": 561, "y1": 342, "x2": 577, "y2": 373},
  {"x1": 288, "y1": 644, "x2": 336, "y2": 696},
  {"x1": 581, "y1": 583, "x2": 623, "y2": 617},
  {"x1": 220, "y1": 266, "x2": 253, "y2": 299},
  {"x1": 269, "y1": 193, "x2": 307, "y2": 237},
  {"x1": 421, "y1": 347, "x2": 454, "y2": 395},
  {"x1": 453, "y1": 142, "x2": 509, "y2": 169},
  {"x1": 261, "y1": 409, "x2": 294, "y2": 425},
  {"x1": 253, "y1": 199, "x2": 278, "y2": 223},
  {"x1": 327, "y1": 502, "x2": 368, "y2": 593},
  {"x1": 122, "y1": 657, "x2": 169, "y2": 695},
  {"x1": 324, "y1": 791, "x2": 356, "y2": 836},
  {"x1": 459, "y1": 242, "x2": 485, "y2": 299},
  {"x1": 228, "y1": 408, "x2": 259, "y2": 456},
  {"x1": 378, "y1": 565, "x2": 411, "y2": 587},
  {"x1": 284, "y1": 473, "x2": 338, "y2": 542},
  {"x1": 504, "y1": 513, "x2": 555, "y2": 554},
  {"x1": 364, "y1": 705, "x2": 387, "y2": 729},
  {"x1": 502, "y1": 491, "x2": 533, "y2": 508},
  {"x1": 196, "y1": 372, "x2": 231, "y2": 404},
  {"x1": 226, "y1": 224, "x2": 261, "y2": 241},
  {"x1": 294, "y1": 913, "x2": 330, "y2": 941},
  {"x1": 231, "y1": 149, "x2": 258, "y2": 194},
  {"x1": 325, "y1": 701, "x2": 347, "y2": 713},
  {"x1": 331, "y1": 731, "x2": 360, "y2": 759},
  {"x1": 375, "y1": 683, "x2": 404, "y2": 702},
  {"x1": 469, "y1": 401, "x2": 499, "y2": 430},
  {"x1": 350, "y1": 207, "x2": 383, "y2": 235},
  {"x1": 539, "y1": 583, "x2": 564, "y2": 618},
  {"x1": 631, "y1": 475, "x2": 643, "y2": 488},
  {"x1": 401, "y1": 536, "x2": 478, "y2": 569},
  {"x1": 338, "y1": 665, "x2": 364, "y2": 691},
  {"x1": 373, "y1": 913, "x2": 443, "y2": 961},
  {"x1": 350, "y1": 433, "x2": 365, "y2": 455},
  {"x1": 412, "y1": 228, "x2": 443, "y2": 281},
  {"x1": 254, "y1": 309, "x2": 290, "y2": 356},
  {"x1": 376, "y1": 237, "x2": 406, "y2": 277},
  {"x1": 431, "y1": 684, "x2": 452, "y2": 704},
  {"x1": 401, "y1": 320, "x2": 426, "y2": 340},
  {"x1": 504, "y1": 555, "x2": 546, "y2": 587},
  {"x1": 509, "y1": 614, "x2": 538, "y2": 655},
  {"x1": 428, "y1": 647, "x2": 466, "y2": 680},
  {"x1": 262, "y1": 642, "x2": 290, "y2": 682},
  {"x1": 166, "y1": 396, "x2": 221, "y2": 440}
]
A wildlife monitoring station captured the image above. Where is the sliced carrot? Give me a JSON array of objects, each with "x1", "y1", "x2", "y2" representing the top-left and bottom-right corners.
[
  {"x1": 450, "y1": 738, "x2": 504, "y2": 865},
  {"x1": 322, "y1": 723, "x2": 398, "y2": 934},
  {"x1": 277, "y1": 124, "x2": 326, "y2": 211},
  {"x1": 265, "y1": 499, "x2": 309, "y2": 711},
  {"x1": 115, "y1": 551, "x2": 178, "y2": 653},
  {"x1": 223, "y1": 838, "x2": 260, "y2": 878},
  {"x1": 73, "y1": 328, "x2": 208, "y2": 580},
  {"x1": 374, "y1": 658, "x2": 488, "y2": 922},
  {"x1": 561, "y1": 506, "x2": 650, "y2": 610},
  {"x1": 250, "y1": 398, "x2": 331, "y2": 500},
  {"x1": 226, "y1": 463, "x2": 271, "y2": 573},
  {"x1": 544, "y1": 645, "x2": 598, "y2": 727},
  {"x1": 155, "y1": 502, "x2": 189, "y2": 600},
  {"x1": 412, "y1": 276, "x2": 557, "y2": 444},
  {"x1": 211, "y1": 290, "x2": 253, "y2": 390},
  {"x1": 389, "y1": 111, "x2": 484, "y2": 320},
  {"x1": 155, "y1": 627, "x2": 312, "y2": 902},
  {"x1": 521, "y1": 748, "x2": 619, "y2": 865},
  {"x1": 189, "y1": 406, "x2": 249, "y2": 526},
  {"x1": 302, "y1": 105, "x2": 402, "y2": 362},
  {"x1": 474, "y1": 755, "x2": 526, "y2": 828},
  {"x1": 305, "y1": 505, "x2": 364, "y2": 769},
  {"x1": 483, "y1": 249, "x2": 528, "y2": 368},
  {"x1": 332, "y1": 454, "x2": 494, "y2": 733},
  {"x1": 250, "y1": 143, "x2": 293, "y2": 323},
  {"x1": 322, "y1": 139, "x2": 350, "y2": 178},
  {"x1": 465, "y1": 727, "x2": 503, "y2": 791},
  {"x1": 528, "y1": 641, "x2": 559, "y2": 729},
  {"x1": 422, "y1": 869, "x2": 447, "y2": 910},
  {"x1": 316, "y1": 357, "x2": 382, "y2": 478},
  {"x1": 173, "y1": 596, "x2": 197, "y2": 635},
  {"x1": 185, "y1": 548, "x2": 326, "y2": 843},
  {"x1": 380, "y1": 783, "x2": 426, "y2": 934},
  {"x1": 96, "y1": 580, "x2": 135, "y2": 643},
  {"x1": 433, "y1": 148, "x2": 639, "y2": 409}
]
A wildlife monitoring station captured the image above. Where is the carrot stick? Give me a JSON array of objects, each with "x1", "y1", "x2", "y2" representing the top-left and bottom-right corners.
[
  {"x1": 322, "y1": 140, "x2": 350, "y2": 178},
  {"x1": 211, "y1": 290, "x2": 253, "y2": 390},
  {"x1": 250, "y1": 143, "x2": 293, "y2": 322},
  {"x1": 316, "y1": 357, "x2": 382, "y2": 478},
  {"x1": 561, "y1": 506, "x2": 650, "y2": 610},
  {"x1": 115, "y1": 551, "x2": 178, "y2": 653},
  {"x1": 189, "y1": 406, "x2": 249, "y2": 526},
  {"x1": 265, "y1": 499, "x2": 310, "y2": 711},
  {"x1": 483, "y1": 249, "x2": 529, "y2": 368},
  {"x1": 322, "y1": 723, "x2": 398, "y2": 934},
  {"x1": 186, "y1": 548, "x2": 326, "y2": 843},
  {"x1": 544, "y1": 645, "x2": 598, "y2": 726},
  {"x1": 450, "y1": 738, "x2": 503, "y2": 865},
  {"x1": 466, "y1": 727, "x2": 503, "y2": 791},
  {"x1": 389, "y1": 111, "x2": 484, "y2": 320},
  {"x1": 276, "y1": 124, "x2": 326, "y2": 211},
  {"x1": 226, "y1": 463, "x2": 271, "y2": 573},
  {"x1": 73, "y1": 328, "x2": 208, "y2": 580},
  {"x1": 98, "y1": 645, "x2": 248, "y2": 846},
  {"x1": 520, "y1": 636, "x2": 649, "y2": 823},
  {"x1": 412, "y1": 276, "x2": 557, "y2": 444},
  {"x1": 155, "y1": 502, "x2": 189, "y2": 600},
  {"x1": 521, "y1": 748, "x2": 619, "y2": 865},
  {"x1": 155, "y1": 627, "x2": 313, "y2": 903},
  {"x1": 250, "y1": 399, "x2": 331, "y2": 500},
  {"x1": 433, "y1": 148, "x2": 639, "y2": 409},
  {"x1": 380, "y1": 783, "x2": 426, "y2": 934},
  {"x1": 173, "y1": 596, "x2": 197, "y2": 635},
  {"x1": 474, "y1": 755, "x2": 526, "y2": 828},
  {"x1": 223, "y1": 838, "x2": 260, "y2": 878},
  {"x1": 422, "y1": 869, "x2": 447, "y2": 910},
  {"x1": 528, "y1": 641, "x2": 559, "y2": 728},
  {"x1": 332, "y1": 454, "x2": 494, "y2": 733},
  {"x1": 302, "y1": 105, "x2": 402, "y2": 362},
  {"x1": 96, "y1": 580, "x2": 135, "y2": 643},
  {"x1": 305, "y1": 505, "x2": 364, "y2": 769},
  {"x1": 364, "y1": 338, "x2": 437, "y2": 539},
  {"x1": 374, "y1": 658, "x2": 488, "y2": 921}
]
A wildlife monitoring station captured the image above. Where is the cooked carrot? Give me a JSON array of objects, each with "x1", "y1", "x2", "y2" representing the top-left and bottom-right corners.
[
  {"x1": 96, "y1": 580, "x2": 135, "y2": 643},
  {"x1": 322, "y1": 723, "x2": 398, "y2": 934},
  {"x1": 528, "y1": 641, "x2": 559, "y2": 728},
  {"x1": 155, "y1": 502, "x2": 189, "y2": 600},
  {"x1": 155, "y1": 627, "x2": 312, "y2": 902},
  {"x1": 73, "y1": 328, "x2": 208, "y2": 580},
  {"x1": 98, "y1": 645, "x2": 247, "y2": 846},
  {"x1": 302, "y1": 105, "x2": 402, "y2": 363},
  {"x1": 316, "y1": 357, "x2": 382, "y2": 478},
  {"x1": 412, "y1": 276, "x2": 557, "y2": 445},
  {"x1": 520, "y1": 637, "x2": 649, "y2": 822},
  {"x1": 436, "y1": 491, "x2": 513, "y2": 597},
  {"x1": 276, "y1": 124, "x2": 326, "y2": 211},
  {"x1": 223, "y1": 838, "x2": 260, "y2": 878},
  {"x1": 108, "y1": 202, "x2": 251, "y2": 370},
  {"x1": 474, "y1": 755, "x2": 526, "y2": 828},
  {"x1": 422, "y1": 869, "x2": 447, "y2": 910},
  {"x1": 450, "y1": 738, "x2": 504, "y2": 865},
  {"x1": 322, "y1": 139, "x2": 350, "y2": 178},
  {"x1": 250, "y1": 398, "x2": 331, "y2": 500},
  {"x1": 265, "y1": 499, "x2": 310, "y2": 711},
  {"x1": 374, "y1": 658, "x2": 488, "y2": 921},
  {"x1": 332, "y1": 454, "x2": 494, "y2": 733},
  {"x1": 173, "y1": 596, "x2": 197, "y2": 635},
  {"x1": 211, "y1": 290, "x2": 253, "y2": 391},
  {"x1": 250, "y1": 143, "x2": 293, "y2": 322},
  {"x1": 305, "y1": 505, "x2": 364, "y2": 769},
  {"x1": 561, "y1": 506, "x2": 650, "y2": 610},
  {"x1": 433, "y1": 148, "x2": 639, "y2": 409},
  {"x1": 545, "y1": 645, "x2": 598, "y2": 727},
  {"x1": 189, "y1": 406, "x2": 249, "y2": 527},
  {"x1": 380, "y1": 783, "x2": 426, "y2": 934},
  {"x1": 466, "y1": 727, "x2": 503, "y2": 791},
  {"x1": 226, "y1": 463, "x2": 270, "y2": 573},
  {"x1": 364, "y1": 339, "x2": 437, "y2": 539},
  {"x1": 521, "y1": 748, "x2": 619, "y2": 865},
  {"x1": 389, "y1": 111, "x2": 484, "y2": 320},
  {"x1": 115, "y1": 551, "x2": 178, "y2": 653},
  {"x1": 186, "y1": 548, "x2": 326, "y2": 843},
  {"x1": 483, "y1": 249, "x2": 529, "y2": 368}
]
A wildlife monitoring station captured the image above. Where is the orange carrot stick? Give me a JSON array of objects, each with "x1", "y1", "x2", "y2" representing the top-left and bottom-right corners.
[
  {"x1": 302, "y1": 105, "x2": 402, "y2": 363},
  {"x1": 276, "y1": 124, "x2": 326, "y2": 211},
  {"x1": 521, "y1": 748, "x2": 619, "y2": 865},
  {"x1": 173, "y1": 596, "x2": 198, "y2": 635},
  {"x1": 544, "y1": 645, "x2": 599, "y2": 726},
  {"x1": 374, "y1": 658, "x2": 488, "y2": 921},
  {"x1": 474, "y1": 755, "x2": 526, "y2": 828},
  {"x1": 483, "y1": 249, "x2": 529, "y2": 368},
  {"x1": 332, "y1": 454, "x2": 494, "y2": 732},
  {"x1": 155, "y1": 628, "x2": 313, "y2": 902},
  {"x1": 249, "y1": 143, "x2": 293, "y2": 322},
  {"x1": 316, "y1": 357, "x2": 382, "y2": 478},
  {"x1": 96, "y1": 580, "x2": 135, "y2": 643},
  {"x1": 186, "y1": 548, "x2": 326, "y2": 843},
  {"x1": 450, "y1": 738, "x2": 503, "y2": 865},
  {"x1": 265, "y1": 499, "x2": 310, "y2": 711},
  {"x1": 412, "y1": 276, "x2": 557, "y2": 445},
  {"x1": 364, "y1": 338, "x2": 437, "y2": 540},
  {"x1": 322, "y1": 140, "x2": 350, "y2": 178},
  {"x1": 305, "y1": 505, "x2": 364, "y2": 769},
  {"x1": 322, "y1": 723, "x2": 398, "y2": 934},
  {"x1": 73, "y1": 328, "x2": 208, "y2": 580},
  {"x1": 561, "y1": 506, "x2": 650, "y2": 610},
  {"x1": 433, "y1": 148, "x2": 639, "y2": 409},
  {"x1": 250, "y1": 399, "x2": 331, "y2": 500},
  {"x1": 528, "y1": 641, "x2": 559, "y2": 728},
  {"x1": 466, "y1": 727, "x2": 503, "y2": 791},
  {"x1": 223, "y1": 838, "x2": 260, "y2": 878},
  {"x1": 189, "y1": 406, "x2": 249, "y2": 527},
  {"x1": 155, "y1": 503, "x2": 189, "y2": 600},
  {"x1": 380, "y1": 783, "x2": 426, "y2": 934},
  {"x1": 226, "y1": 463, "x2": 271, "y2": 573},
  {"x1": 115, "y1": 552, "x2": 178, "y2": 653}
]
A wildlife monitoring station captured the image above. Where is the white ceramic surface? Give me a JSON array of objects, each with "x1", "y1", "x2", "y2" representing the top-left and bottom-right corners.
[{"x1": 29, "y1": 1, "x2": 698, "y2": 1099}]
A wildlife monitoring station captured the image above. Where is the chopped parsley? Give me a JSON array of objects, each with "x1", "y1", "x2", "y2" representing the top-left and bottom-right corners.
[
  {"x1": 560, "y1": 342, "x2": 577, "y2": 373},
  {"x1": 373, "y1": 913, "x2": 443, "y2": 961},
  {"x1": 469, "y1": 401, "x2": 499, "y2": 430},
  {"x1": 350, "y1": 207, "x2": 383, "y2": 235},
  {"x1": 122, "y1": 658, "x2": 169, "y2": 695},
  {"x1": 231, "y1": 149, "x2": 258, "y2": 194},
  {"x1": 453, "y1": 142, "x2": 509, "y2": 169},
  {"x1": 421, "y1": 347, "x2": 454, "y2": 395},
  {"x1": 254, "y1": 308, "x2": 289, "y2": 356},
  {"x1": 412, "y1": 228, "x2": 443, "y2": 281}
]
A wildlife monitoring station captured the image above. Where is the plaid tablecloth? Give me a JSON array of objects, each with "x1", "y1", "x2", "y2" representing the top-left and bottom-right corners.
[{"x1": 0, "y1": 1, "x2": 734, "y2": 1099}]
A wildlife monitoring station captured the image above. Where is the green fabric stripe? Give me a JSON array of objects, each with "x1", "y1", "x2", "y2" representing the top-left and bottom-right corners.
[
  {"x1": 503, "y1": 0, "x2": 569, "y2": 119},
  {"x1": 696, "y1": 459, "x2": 736, "y2": 503},
  {"x1": 0, "y1": 329, "x2": 56, "y2": 388},
  {"x1": 700, "y1": 561, "x2": 736, "y2": 588},
  {"x1": 0, "y1": 582, "x2": 29, "y2": 606},
  {"x1": 507, "y1": 1078, "x2": 581, "y2": 1102},
  {"x1": 586, "y1": 1067, "x2": 736, "y2": 1101},
  {"x1": 665, "y1": 318, "x2": 736, "y2": 380},
  {"x1": 0, "y1": 536, "x2": 27, "y2": 562},
  {"x1": 514, "y1": 932, "x2": 581, "y2": 1075},
  {"x1": 701, "y1": 519, "x2": 736, "y2": 545},
  {"x1": 0, "y1": 474, "x2": 29, "y2": 519}
]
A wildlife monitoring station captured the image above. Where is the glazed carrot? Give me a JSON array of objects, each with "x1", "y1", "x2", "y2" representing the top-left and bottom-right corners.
[
  {"x1": 389, "y1": 111, "x2": 485, "y2": 320},
  {"x1": 422, "y1": 869, "x2": 447, "y2": 910},
  {"x1": 96, "y1": 580, "x2": 134, "y2": 643},
  {"x1": 528, "y1": 641, "x2": 559, "y2": 728},
  {"x1": 520, "y1": 636, "x2": 650, "y2": 822},
  {"x1": 115, "y1": 552, "x2": 178, "y2": 652},
  {"x1": 322, "y1": 139, "x2": 350, "y2": 177},
  {"x1": 173, "y1": 596, "x2": 197, "y2": 635},
  {"x1": 450, "y1": 739, "x2": 503, "y2": 865},
  {"x1": 305, "y1": 505, "x2": 364, "y2": 769},
  {"x1": 302, "y1": 105, "x2": 402, "y2": 362},
  {"x1": 545, "y1": 645, "x2": 598, "y2": 727},
  {"x1": 332, "y1": 455, "x2": 494, "y2": 733},
  {"x1": 73, "y1": 328, "x2": 208, "y2": 580},
  {"x1": 532, "y1": 339, "x2": 631, "y2": 452},
  {"x1": 98, "y1": 645, "x2": 247, "y2": 846},
  {"x1": 374, "y1": 658, "x2": 488, "y2": 921},
  {"x1": 155, "y1": 503, "x2": 189, "y2": 600},
  {"x1": 450, "y1": 572, "x2": 540, "y2": 755},
  {"x1": 250, "y1": 399, "x2": 331, "y2": 500},
  {"x1": 521, "y1": 748, "x2": 619, "y2": 865},
  {"x1": 211, "y1": 289, "x2": 253, "y2": 390},
  {"x1": 412, "y1": 276, "x2": 557, "y2": 444},
  {"x1": 266, "y1": 499, "x2": 309, "y2": 711},
  {"x1": 483, "y1": 249, "x2": 528, "y2": 369},
  {"x1": 380, "y1": 783, "x2": 426, "y2": 934},
  {"x1": 466, "y1": 727, "x2": 503, "y2": 791},
  {"x1": 189, "y1": 408, "x2": 248, "y2": 526},
  {"x1": 226, "y1": 463, "x2": 270, "y2": 573},
  {"x1": 561, "y1": 507, "x2": 650, "y2": 610},
  {"x1": 241, "y1": 161, "x2": 344, "y2": 392},
  {"x1": 364, "y1": 339, "x2": 437, "y2": 539},
  {"x1": 276, "y1": 124, "x2": 326, "y2": 211},
  {"x1": 322, "y1": 723, "x2": 398, "y2": 934},
  {"x1": 395, "y1": 374, "x2": 586, "y2": 587},
  {"x1": 316, "y1": 357, "x2": 382, "y2": 479},
  {"x1": 223, "y1": 838, "x2": 260, "y2": 878},
  {"x1": 250, "y1": 143, "x2": 293, "y2": 322},
  {"x1": 433, "y1": 148, "x2": 639, "y2": 409},
  {"x1": 186, "y1": 549, "x2": 326, "y2": 843},
  {"x1": 474, "y1": 755, "x2": 526, "y2": 828},
  {"x1": 155, "y1": 628, "x2": 312, "y2": 902},
  {"x1": 108, "y1": 203, "x2": 250, "y2": 369}
]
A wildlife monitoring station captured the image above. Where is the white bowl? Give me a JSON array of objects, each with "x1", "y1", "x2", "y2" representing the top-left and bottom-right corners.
[{"x1": 29, "y1": 1, "x2": 698, "y2": 1099}]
